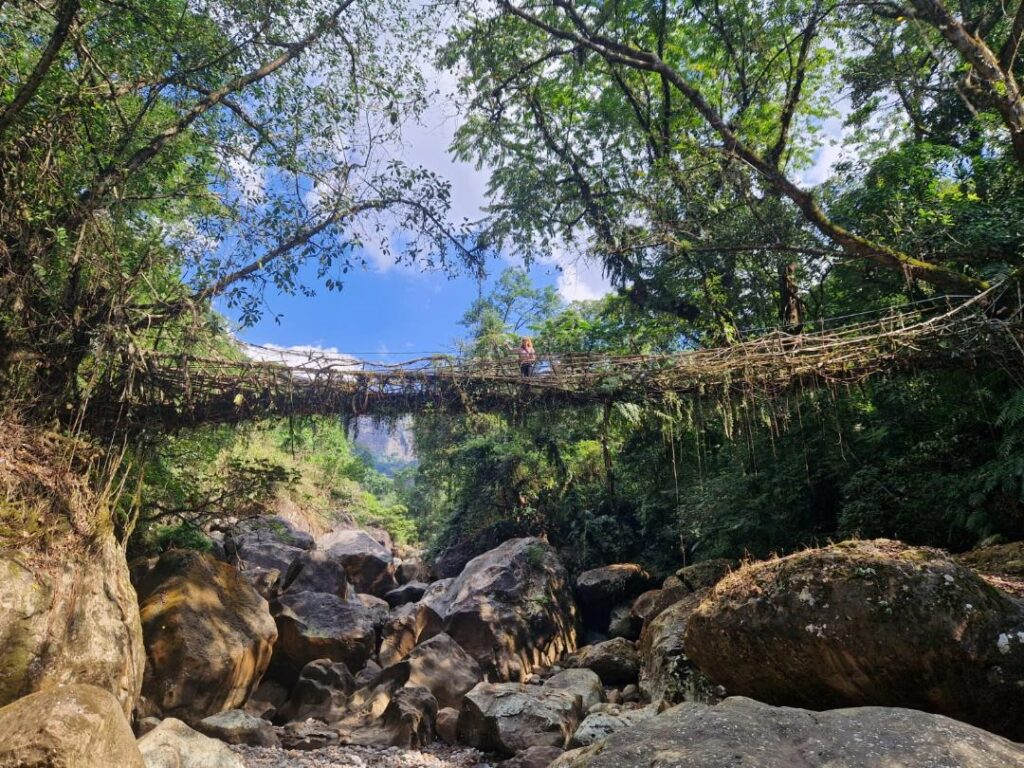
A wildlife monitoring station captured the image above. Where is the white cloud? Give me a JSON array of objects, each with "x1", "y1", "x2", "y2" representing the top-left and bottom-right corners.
[
  {"x1": 555, "y1": 257, "x2": 612, "y2": 302},
  {"x1": 241, "y1": 341, "x2": 361, "y2": 372}
]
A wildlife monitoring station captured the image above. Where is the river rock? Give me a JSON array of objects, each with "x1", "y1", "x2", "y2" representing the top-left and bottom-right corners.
[
  {"x1": 550, "y1": 697, "x2": 1024, "y2": 768},
  {"x1": 279, "y1": 550, "x2": 352, "y2": 599},
  {"x1": 458, "y1": 681, "x2": 586, "y2": 755},
  {"x1": 571, "y1": 704, "x2": 657, "y2": 747},
  {"x1": 320, "y1": 529, "x2": 398, "y2": 596},
  {"x1": 243, "y1": 679, "x2": 288, "y2": 720},
  {"x1": 675, "y1": 558, "x2": 734, "y2": 592},
  {"x1": 639, "y1": 590, "x2": 718, "y2": 707},
  {"x1": 0, "y1": 535, "x2": 144, "y2": 718},
  {"x1": 432, "y1": 538, "x2": 579, "y2": 681},
  {"x1": 606, "y1": 603, "x2": 639, "y2": 640},
  {"x1": 275, "y1": 658, "x2": 354, "y2": 724},
  {"x1": 270, "y1": 591, "x2": 376, "y2": 679},
  {"x1": 135, "y1": 549, "x2": 277, "y2": 722},
  {"x1": 225, "y1": 516, "x2": 312, "y2": 596},
  {"x1": 436, "y1": 706, "x2": 460, "y2": 745},
  {"x1": 397, "y1": 560, "x2": 432, "y2": 584},
  {"x1": 565, "y1": 638, "x2": 639, "y2": 686},
  {"x1": 0, "y1": 685, "x2": 144, "y2": 768},
  {"x1": 542, "y1": 669, "x2": 603, "y2": 711},
  {"x1": 503, "y1": 746, "x2": 566, "y2": 768},
  {"x1": 406, "y1": 632, "x2": 483, "y2": 709},
  {"x1": 630, "y1": 578, "x2": 688, "y2": 628},
  {"x1": 137, "y1": 717, "x2": 245, "y2": 768},
  {"x1": 685, "y1": 539, "x2": 1024, "y2": 740},
  {"x1": 379, "y1": 602, "x2": 444, "y2": 668},
  {"x1": 346, "y1": 685, "x2": 438, "y2": 748},
  {"x1": 385, "y1": 581, "x2": 429, "y2": 608},
  {"x1": 194, "y1": 709, "x2": 279, "y2": 747},
  {"x1": 575, "y1": 565, "x2": 655, "y2": 630}
]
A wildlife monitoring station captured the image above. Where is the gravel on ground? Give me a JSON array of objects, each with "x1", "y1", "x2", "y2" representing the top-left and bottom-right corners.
[{"x1": 232, "y1": 745, "x2": 497, "y2": 768}]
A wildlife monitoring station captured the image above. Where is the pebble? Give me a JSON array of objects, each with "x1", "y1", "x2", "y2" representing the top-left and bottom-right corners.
[{"x1": 232, "y1": 744, "x2": 496, "y2": 768}]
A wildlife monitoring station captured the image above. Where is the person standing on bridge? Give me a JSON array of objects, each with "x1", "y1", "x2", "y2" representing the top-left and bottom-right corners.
[{"x1": 518, "y1": 337, "x2": 537, "y2": 377}]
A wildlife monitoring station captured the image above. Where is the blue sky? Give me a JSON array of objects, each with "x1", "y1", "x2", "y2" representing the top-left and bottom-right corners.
[{"x1": 219, "y1": 54, "x2": 846, "y2": 363}]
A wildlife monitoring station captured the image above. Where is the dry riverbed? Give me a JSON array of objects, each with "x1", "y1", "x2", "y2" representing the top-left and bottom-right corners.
[{"x1": 232, "y1": 744, "x2": 496, "y2": 768}]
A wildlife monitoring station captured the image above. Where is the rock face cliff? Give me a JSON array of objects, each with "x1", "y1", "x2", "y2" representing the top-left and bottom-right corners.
[{"x1": 0, "y1": 422, "x2": 144, "y2": 718}]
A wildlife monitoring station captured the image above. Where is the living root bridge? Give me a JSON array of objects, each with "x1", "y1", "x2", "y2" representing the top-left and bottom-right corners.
[{"x1": 83, "y1": 286, "x2": 1024, "y2": 431}]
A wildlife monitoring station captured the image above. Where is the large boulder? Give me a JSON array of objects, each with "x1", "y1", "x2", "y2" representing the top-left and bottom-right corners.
[
  {"x1": 319, "y1": 528, "x2": 397, "y2": 596},
  {"x1": 225, "y1": 515, "x2": 312, "y2": 596},
  {"x1": 565, "y1": 638, "x2": 640, "y2": 686},
  {"x1": 685, "y1": 539, "x2": 1024, "y2": 740},
  {"x1": 379, "y1": 602, "x2": 443, "y2": 668},
  {"x1": 134, "y1": 549, "x2": 277, "y2": 722},
  {"x1": 194, "y1": 709, "x2": 279, "y2": 747},
  {"x1": 0, "y1": 685, "x2": 144, "y2": 768},
  {"x1": 279, "y1": 550, "x2": 352, "y2": 599},
  {"x1": 405, "y1": 633, "x2": 483, "y2": 709},
  {"x1": 458, "y1": 680, "x2": 586, "y2": 756},
  {"x1": 639, "y1": 591, "x2": 719, "y2": 707},
  {"x1": 433, "y1": 521, "x2": 530, "y2": 579},
  {"x1": 136, "y1": 718, "x2": 245, "y2": 768},
  {"x1": 575, "y1": 564, "x2": 655, "y2": 630},
  {"x1": 431, "y1": 538, "x2": 579, "y2": 681},
  {"x1": 346, "y1": 685, "x2": 438, "y2": 748},
  {"x1": 0, "y1": 535, "x2": 144, "y2": 718},
  {"x1": 275, "y1": 659, "x2": 355, "y2": 724},
  {"x1": 270, "y1": 591, "x2": 376, "y2": 678},
  {"x1": 550, "y1": 697, "x2": 1024, "y2": 768}
]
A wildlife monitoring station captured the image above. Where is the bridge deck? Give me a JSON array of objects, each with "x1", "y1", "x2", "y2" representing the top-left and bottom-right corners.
[{"x1": 83, "y1": 288, "x2": 1024, "y2": 430}]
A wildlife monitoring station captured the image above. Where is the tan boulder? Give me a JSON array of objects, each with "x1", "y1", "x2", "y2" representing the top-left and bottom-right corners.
[
  {"x1": 134, "y1": 549, "x2": 277, "y2": 722},
  {"x1": 0, "y1": 684, "x2": 143, "y2": 768},
  {"x1": 319, "y1": 528, "x2": 398, "y2": 596},
  {"x1": 0, "y1": 535, "x2": 144, "y2": 718},
  {"x1": 685, "y1": 539, "x2": 1024, "y2": 740},
  {"x1": 379, "y1": 601, "x2": 443, "y2": 668}
]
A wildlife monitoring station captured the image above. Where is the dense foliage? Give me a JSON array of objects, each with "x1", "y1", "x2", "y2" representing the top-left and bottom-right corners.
[
  {"x1": 130, "y1": 418, "x2": 414, "y2": 555},
  {"x1": 3, "y1": 0, "x2": 1024, "y2": 570}
]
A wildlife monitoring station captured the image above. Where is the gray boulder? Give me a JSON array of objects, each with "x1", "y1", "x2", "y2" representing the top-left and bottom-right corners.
[
  {"x1": 279, "y1": 550, "x2": 353, "y2": 599},
  {"x1": 571, "y1": 705, "x2": 657, "y2": 747},
  {"x1": 565, "y1": 638, "x2": 639, "y2": 686},
  {"x1": 137, "y1": 718, "x2": 245, "y2": 768},
  {"x1": 319, "y1": 529, "x2": 397, "y2": 596},
  {"x1": 639, "y1": 590, "x2": 718, "y2": 707},
  {"x1": 405, "y1": 632, "x2": 483, "y2": 710},
  {"x1": 575, "y1": 564, "x2": 655, "y2": 630},
  {"x1": 194, "y1": 709, "x2": 279, "y2": 747},
  {"x1": 384, "y1": 581, "x2": 429, "y2": 608},
  {"x1": 379, "y1": 602, "x2": 443, "y2": 668},
  {"x1": 543, "y1": 669, "x2": 603, "y2": 711},
  {"x1": 431, "y1": 538, "x2": 579, "y2": 681},
  {"x1": 274, "y1": 659, "x2": 355, "y2": 724},
  {"x1": 458, "y1": 680, "x2": 585, "y2": 756},
  {"x1": 270, "y1": 591, "x2": 376, "y2": 678},
  {"x1": 551, "y1": 697, "x2": 1024, "y2": 768}
]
